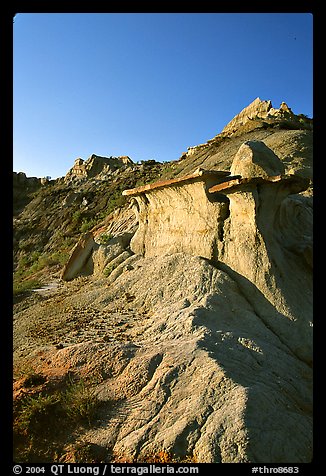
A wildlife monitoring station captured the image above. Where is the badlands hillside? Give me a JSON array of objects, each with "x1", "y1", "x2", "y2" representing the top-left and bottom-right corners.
[{"x1": 13, "y1": 98, "x2": 313, "y2": 463}]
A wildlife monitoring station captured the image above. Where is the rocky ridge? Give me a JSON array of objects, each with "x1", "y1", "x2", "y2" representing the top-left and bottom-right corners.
[{"x1": 13, "y1": 98, "x2": 313, "y2": 463}]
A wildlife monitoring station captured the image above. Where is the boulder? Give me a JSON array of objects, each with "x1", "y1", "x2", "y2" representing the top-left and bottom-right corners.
[
  {"x1": 230, "y1": 140, "x2": 285, "y2": 179},
  {"x1": 61, "y1": 232, "x2": 95, "y2": 281}
]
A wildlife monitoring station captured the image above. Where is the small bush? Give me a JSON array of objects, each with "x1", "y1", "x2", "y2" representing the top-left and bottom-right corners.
[
  {"x1": 49, "y1": 251, "x2": 69, "y2": 266},
  {"x1": 72, "y1": 210, "x2": 82, "y2": 223},
  {"x1": 103, "y1": 263, "x2": 117, "y2": 277},
  {"x1": 13, "y1": 376, "x2": 102, "y2": 462},
  {"x1": 13, "y1": 278, "x2": 41, "y2": 296},
  {"x1": 63, "y1": 380, "x2": 99, "y2": 426},
  {"x1": 15, "y1": 393, "x2": 62, "y2": 436},
  {"x1": 80, "y1": 218, "x2": 97, "y2": 233}
]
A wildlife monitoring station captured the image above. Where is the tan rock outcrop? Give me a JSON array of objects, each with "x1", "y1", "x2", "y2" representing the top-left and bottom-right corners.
[
  {"x1": 123, "y1": 140, "x2": 312, "y2": 365},
  {"x1": 230, "y1": 140, "x2": 285, "y2": 179},
  {"x1": 61, "y1": 232, "x2": 95, "y2": 281},
  {"x1": 64, "y1": 154, "x2": 133, "y2": 182},
  {"x1": 124, "y1": 169, "x2": 232, "y2": 260},
  {"x1": 221, "y1": 97, "x2": 272, "y2": 135},
  {"x1": 183, "y1": 98, "x2": 310, "y2": 162}
]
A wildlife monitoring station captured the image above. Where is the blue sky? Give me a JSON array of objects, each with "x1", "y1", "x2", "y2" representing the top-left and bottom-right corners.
[{"x1": 13, "y1": 13, "x2": 313, "y2": 179}]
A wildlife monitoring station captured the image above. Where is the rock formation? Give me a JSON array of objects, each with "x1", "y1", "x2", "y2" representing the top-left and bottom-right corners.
[
  {"x1": 64, "y1": 154, "x2": 133, "y2": 182},
  {"x1": 183, "y1": 98, "x2": 312, "y2": 164},
  {"x1": 13, "y1": 99, "x2": 313, "y2": 463},
  {"x1": 221, "y1": 97, "x2": 273, "y2": 135},
  {"x1": 122, "y1": 169, "x2": 231, "y2": 259},
  {"x1": 51, "y1": 138, "x2": 312, "y2": 462}
]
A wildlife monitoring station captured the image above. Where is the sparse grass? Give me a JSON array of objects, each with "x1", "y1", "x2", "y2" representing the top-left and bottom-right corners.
[
  {"x1": 63, "y1": 380, "x2": 99, "y2": 426},
  {"x1": 113, "y1": 450, "x2": 198, "y2": 463},
  {"x1": 15, "y1": 393, "x2": 62, "y2": 437},
  {"x1": 13, "y1": 278, "x2": 42, "y2": 296},
  {"x1": 98, "y1": 233, "x2": 113, "y2": 245},
  {"x1": 103, "y1": 262, "x2": 117, "y2": 277},
  {"x1": 80, "y1": 218, "x2": 97, "y2": 233}
]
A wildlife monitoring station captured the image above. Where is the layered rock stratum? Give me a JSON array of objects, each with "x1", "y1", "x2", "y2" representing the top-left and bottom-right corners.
[{"x1": 13, "y1": 98, "x2": 313, "y2": 463}]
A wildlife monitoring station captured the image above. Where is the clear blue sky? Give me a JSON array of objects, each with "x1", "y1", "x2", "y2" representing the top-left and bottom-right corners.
[{"x1": 13, "y1": 13, "x2": 313, "y2": 179}]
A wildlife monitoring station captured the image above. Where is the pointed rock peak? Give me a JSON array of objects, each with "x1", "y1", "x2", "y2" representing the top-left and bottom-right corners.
[{"x1": 222, "y1": 98, "x2": 273, "y2": 134}]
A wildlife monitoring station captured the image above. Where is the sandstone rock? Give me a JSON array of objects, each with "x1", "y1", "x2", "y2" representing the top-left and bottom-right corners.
[
  {"x1": 122, "y1": 141, "x2": 311, "y2": 366},
  {"x1": 230, "y1": 140, "x2": 285, "y2": 179},
  {"x1": 61, "y1": 232, "x2": 95, "y2": 281},
  {"x1": 126, "y1": 172, "x2": 230, "y2": 260},
  {"x1": 279, "y1": 101, "x2": 293, "y2": 114},
  {"x1": 64, "y1": 154, "x2": 134, "y2": 182}
]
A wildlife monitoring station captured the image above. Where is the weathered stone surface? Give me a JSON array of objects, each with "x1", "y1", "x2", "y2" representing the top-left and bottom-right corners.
[
  {"x1": 15, "y1": 252, "x2": 312, "y2": 462},
  {"x1": 215, "y1": 182, "x2": 312, "y2": 364},
  {"x1": 64, "y1": 154, "x2": 133, "y2": 182},
  {"x1": 61, "y1": 232, "x2": 95, "y2": 281},
  {"x1": 128, "y1": 179, "x2": 228, "y2": 260},
  {"x1": 222, "y1": 97, "x2": 272, "y2": 135}
]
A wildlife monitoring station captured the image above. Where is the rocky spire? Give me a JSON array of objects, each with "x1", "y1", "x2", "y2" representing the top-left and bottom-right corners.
[{"x1": 221, "y1": 97, "x2": 272, "y2": 135}]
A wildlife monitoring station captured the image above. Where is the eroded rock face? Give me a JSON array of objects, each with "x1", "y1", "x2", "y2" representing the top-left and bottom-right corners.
[
  {"x1": 216, "y1": 180, "x2": 312, "y2": 364},
  {"x1": 64, "y1": 154, "x2": 133, "y2": 182},
  {"x1": 129, "y1": 180, "x2": 228, "y2": 260},
  {"x1": 222, "y1": 97, "x2": 273, "y2": 135},
  {"x1": 61, "y1": 232, "x2": 95, "y2": 281},
  {"x1": 17, "y1": 252, "x2": 312, "y2": 462},
  {"x1": 123, "y1": 141, "x2": 312, "y2": 366}
]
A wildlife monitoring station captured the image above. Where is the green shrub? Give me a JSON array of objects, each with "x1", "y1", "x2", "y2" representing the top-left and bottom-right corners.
[
  {"x1": 80, "y1": 218, "x2": 97, "y2": 233},
  {"x1": 14, "y1": 378, "x2": 100, "y2": 432},
  {"x1": 98, "y1": 233, "x2": 113, "y2": 245},
  {"x1": 13, "y1": 278, "x2": 41, "y2": 296},
  {"x1": 103, "y1": 263, "x2": 117, "y2": 277},
  {"x1": 16, "y1": 393, "x2": 62, "y2": 436},
  {"x1": 49, "y1": 251, "x2": 69, "y2": 266},
  {"x1": 72, "y1": 210, "x2": 82, "y2": 223}
]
